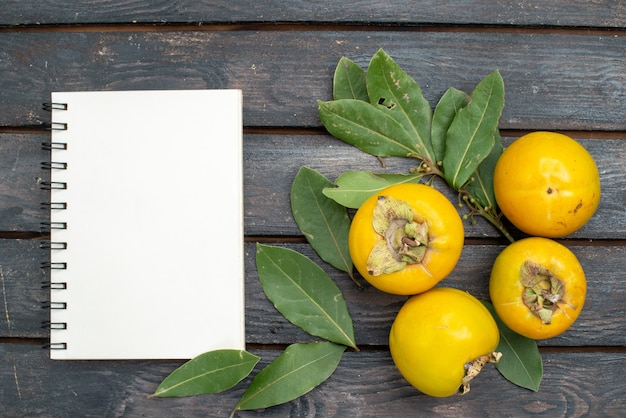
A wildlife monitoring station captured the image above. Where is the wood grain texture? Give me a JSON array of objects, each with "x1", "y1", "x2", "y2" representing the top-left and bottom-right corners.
[
  {"x1": 0, "y1": 4, "x2": 624, "y2": 416},
  {"x1": 1, "y1": 133, "x2": 624, "y2": 239},
  {"x1": 4, "y1": 239, "x2": 624, "y2": 347},
  {"x1": 0, "y1": 240, "x2": 47, "y2": 338},
  {"x1": 0, "y1": 344, "x2": 624, "y2": 417},
  {"x1": 243, "y1": 243, "x2": 626, "y2": 347},
  {"x1": 2, "y1": 1, "x2": 625, "y2": 27},
  {"x1": 244, "y1": 134, "x2": 626, "y2": 239},
  {"x1": 1, "y1": 31, "x2": 625, "y2": 130},
  {"x1": 0, "y1": 134, "x2": 49, "y2": 231}
]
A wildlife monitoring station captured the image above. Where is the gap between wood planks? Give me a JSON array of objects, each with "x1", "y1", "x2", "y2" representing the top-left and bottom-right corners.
[
  {"x1": 2, "y1": 124, "x2": 626, "y2": 140},
  {"x1": 244, "y1": 127, "x2": 626, "y2": 141},
  {"x1": 1, "y1": 337, "x2": 625, "y2": 354},
  {"x1": 0, "y1": 232, "x2": 622, "y2": 249},
  {"x1": 233, "y1": 342, "x2": 626, "y2": 354},
  {"x1": 246, "y1": 235, "x2": 626, "y2": 248},
  {"x1": 0, "y1": 21, "x2": 625, "y2": 37}
]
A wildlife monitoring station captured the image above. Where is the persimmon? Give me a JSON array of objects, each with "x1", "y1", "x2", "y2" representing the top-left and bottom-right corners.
[
  {"x1": 389, "y1": 287, "x2": 500, "y2": 397},
  {"x1": 494, "y1": 131, "x2": 600, "y2": 238},
  {"x1": 489, "y1": 237, "x2": 587, "y2": 339},
  {"x1": 348, "y1": 184, "x2": 464, "y2": 295}
]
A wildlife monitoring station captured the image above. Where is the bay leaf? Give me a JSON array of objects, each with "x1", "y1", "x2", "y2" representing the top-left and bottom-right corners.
[
  {"x1": 442, "y1": 70, "x2": 504, "y2": 189},
  {"x1": 317, "y1": 99, "x2": 421, "y2": 158},
  {"x1": 322, "y1": 171, "x2": 423, "y2": 209},
  {"x1": 464, "y1": 130, "x2": 503, "y2": 210},
  {"x1": 366, "y1": 48, "x2": 435, "y2": 163},
  {"x1": 290, "y1": 166, "x2": 353, "y2": 278},
  {"x1": 255, "y1": 244, "x2": 357, "y2": 349},
  {"x1": 333, "y1": 56, "x2": 369, "y2": 101},
  {"x1": 153, "y1": 350, "x2": 260, "y2": 398},
  {"x1": 431, "y1": 87, "x2": 471, "y2": 166},
  {"x1": 482, "y1": 301, "x2": 543, "y2": 392},
  {"x1": 234, "y1": 342, "x2": 346, "y2": 413}
]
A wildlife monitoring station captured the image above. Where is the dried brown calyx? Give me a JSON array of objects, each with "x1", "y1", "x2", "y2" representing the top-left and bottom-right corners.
[
  {"x1": 461, "y1": 352, "x2": 502, "y2": 394},
  {"x1": 366, "y1": 195, "x2": 429, "y2": 276},
  {"x1": 520, "y1": 260, "x2": 572, "y2": 324}
]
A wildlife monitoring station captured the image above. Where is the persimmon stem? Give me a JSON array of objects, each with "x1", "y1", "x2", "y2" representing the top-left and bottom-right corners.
[
  {"x1": 477, "y1": 205, "x2": 516, "y2": 244},
  {"x1": 408, "y1": 157, "x2": 515, "y2": 243},
  {"x1": 458, "y1": 189, "x2": 515, "y2": 243}
]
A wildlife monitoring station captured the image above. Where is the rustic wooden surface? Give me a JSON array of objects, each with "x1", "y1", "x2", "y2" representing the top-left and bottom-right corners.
[{"x1": 1, "y1": 2, "x2": 625, "y2": 417}]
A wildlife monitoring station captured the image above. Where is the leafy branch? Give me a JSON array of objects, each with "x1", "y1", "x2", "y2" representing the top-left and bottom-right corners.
[{"x1": 318, "y1": 48, "x2": 514, "y2": 243}]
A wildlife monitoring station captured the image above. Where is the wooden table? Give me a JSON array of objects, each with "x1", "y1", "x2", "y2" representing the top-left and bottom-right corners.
[{"x1": 1, "y1": 2, "x2": 624, "y2": 416}]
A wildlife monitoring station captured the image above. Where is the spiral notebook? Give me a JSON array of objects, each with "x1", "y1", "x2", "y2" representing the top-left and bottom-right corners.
[{"x1": 44, "y1": 90, "x2": 245, "y2": 360}]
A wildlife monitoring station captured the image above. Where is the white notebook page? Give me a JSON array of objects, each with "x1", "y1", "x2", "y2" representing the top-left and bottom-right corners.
[{"x1": 48, "y1": 90, "x2": 244, "y2": 360}]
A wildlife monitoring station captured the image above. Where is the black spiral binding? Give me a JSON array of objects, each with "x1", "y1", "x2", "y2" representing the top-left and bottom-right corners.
[
  {"x1": 41, "y1": 102, "x2": 69, "y2": 351},
  {"x1": 42, "y1": 102, "x2": 68, "y2": 111}
]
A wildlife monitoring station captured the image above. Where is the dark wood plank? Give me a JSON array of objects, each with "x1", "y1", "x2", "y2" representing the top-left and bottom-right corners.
[
  {"x1": 5, "y1": 238, "x2": 625, "y2": 347},
  {"x1": 0, "y1": 134, "x2": 49, "y2": 232},
  {"x1": 2, "y1": 133, "x2": 625, "y2": 239},
  {"x1": 245, "y1": 134, "x2": 626, "y2": 239},
  {"x1": 244, "y1": 243, "x2": 626, "y2": 348},
  {"x1": 2, "y1": 1, "x2": 625, "y2": 27},
  {"x1": 0, "y1": 240, "x2": 47, "y2": 338},
  {"x1": 1, "y1": 31, "x2": 625, "y2": 131},
  {"x1": 0, "y1": 343, "x2": 624, "y2": 417}
]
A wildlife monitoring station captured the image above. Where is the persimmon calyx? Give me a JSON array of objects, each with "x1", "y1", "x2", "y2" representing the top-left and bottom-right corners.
[
  {"x1": 520, "y1": 260, "x2": 569, "y2": 324},
  {"x1": 367, "y1": 195, "x2": 428, "y2": 276},
  {"x1": 461, "y1": 351, "x2": 502, "y2": 394}
]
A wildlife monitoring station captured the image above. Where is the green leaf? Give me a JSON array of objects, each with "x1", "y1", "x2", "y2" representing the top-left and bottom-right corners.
[
  {"x1": 464, "y1": 130, "x2": 503, "y2": 210},
  {"x1": 318, "y1": 99, "x2": 420, "y2": 158},
  {"x1": 234, "y1": 342, "x2": 345, "y2": 413},
  {"x1": 333, "y1": 57, "x2": 369, "y2": 101},
  {"x1": 255, "y1": 244, "x2": 357, "y2": 349},
  {"x1": 291, "y1": 166, "x2": 353, "y2": 277},
  {"x1": 431, "y1": 87, "x2": 471, "y2": 166},
  {"x1": 482, "y1": 301, "x2": 543, "y2": 392},
  {"x1": 366, "y1": 49, "x2": 434, "y2": 162},
  {"x1": 322, "y1": 171, "x2": 422, "y2": 209},
  {"x1": 442, "y1": 70, "x2": 505, "y2": 189},
  {"x1": 153, "y1": 350, "x2": 260, "y2": 398}
]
